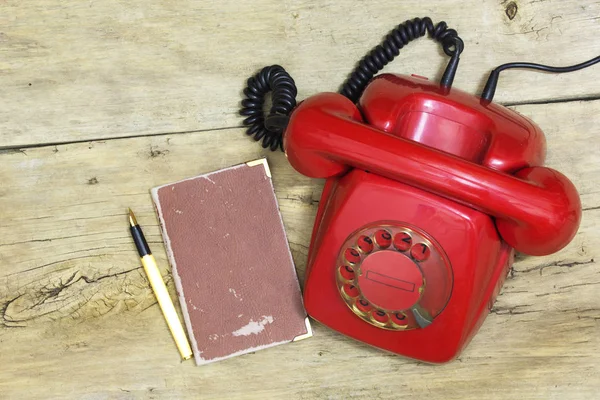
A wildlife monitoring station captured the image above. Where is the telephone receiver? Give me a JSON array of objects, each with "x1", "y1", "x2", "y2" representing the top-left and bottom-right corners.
[
  {"x1": 282, "y1": 74, "x2": 582, "y2": 363},
  {"x1": 284, "y1": 76, "x2": 581, "y2": 257}
]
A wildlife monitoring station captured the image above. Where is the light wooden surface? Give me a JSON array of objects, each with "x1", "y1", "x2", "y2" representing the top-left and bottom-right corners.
[{"x1": 1, "y1": 1, "x2": 599, "y2": 399}]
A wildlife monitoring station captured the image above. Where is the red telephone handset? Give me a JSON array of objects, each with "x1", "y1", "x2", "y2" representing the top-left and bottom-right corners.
[{"x1": 283, "y1": 74, "x2": 581, "y2": 363}]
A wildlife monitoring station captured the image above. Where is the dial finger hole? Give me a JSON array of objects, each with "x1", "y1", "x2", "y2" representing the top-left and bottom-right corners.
[
  {"x1": 357, "y1": 235, "x2": 374, "y2": 253},
  {"x1": 343, "y1": 283, "x2": 360, "y2": 298},
  {"x1": 391, "y1": 312, "x2": 408, "y2": 325},
  {"x1": 393, "y1": 232, "x2": 412, "y2": 251},
  {"x1": 339, "y1": 265, "x2": 355, "y2": 281},
  {"x1": 344, "y1": 248, "x2": 361, "y2": 264},
  {"x1": 355, "y1": 298, "x2": 372, "y2": 313},
  {"x1": 374, "y1": 229, "x2": 392, "y2": 248},
  {"x1": 410, "y1": 243, "x2": 430, "y2": 261},
  {"x1": 372, "y1": 310, "x2": 389, "y2": 324}
]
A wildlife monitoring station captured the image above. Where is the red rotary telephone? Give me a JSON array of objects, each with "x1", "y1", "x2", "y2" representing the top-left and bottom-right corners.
[
  {"x1": 284, "y1": 74, "x2": 580, "y2": 363},
  {"x1": 240, "y1": 17, "x2": 597, "y2": 362}
]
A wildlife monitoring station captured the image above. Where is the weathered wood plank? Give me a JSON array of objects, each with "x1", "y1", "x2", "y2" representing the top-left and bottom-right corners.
[
  {"x1": 0, "y1": 99, "x2": 599, "y2": 399},
  {"x1": 1, "y1": 0, "x2": 599, "y2": 147}
]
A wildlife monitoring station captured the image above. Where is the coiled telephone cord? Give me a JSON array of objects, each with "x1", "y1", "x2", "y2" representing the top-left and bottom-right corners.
[{"x1": 239, "y1": 17, "x2": 463, "y2": 151}]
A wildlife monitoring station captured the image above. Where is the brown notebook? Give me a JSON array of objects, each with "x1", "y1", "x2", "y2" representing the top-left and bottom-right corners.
[{"x1": 151, "y1": 159, "x2": 311, "y2": 365}]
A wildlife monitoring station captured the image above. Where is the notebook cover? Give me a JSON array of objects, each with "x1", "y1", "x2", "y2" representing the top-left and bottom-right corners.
[{"x1": 151, "y1": 159, "x2": 311, "y2": 365}]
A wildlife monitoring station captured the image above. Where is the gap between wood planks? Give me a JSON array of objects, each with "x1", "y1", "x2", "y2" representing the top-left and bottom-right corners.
[
  {"x1": 503, "y1": 94, "x2": 600, "y2": 107},
  {"x1": 0, "y1": 125, "x2": 242, "y2": 153},
  {"x1": 0, "y1": 95, "x2": 599, "y2": 153}
]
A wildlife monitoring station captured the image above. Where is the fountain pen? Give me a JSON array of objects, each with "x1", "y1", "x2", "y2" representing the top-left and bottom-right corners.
[{"x1": 128, "y1": 208, "x2": 192, "y2": 360}]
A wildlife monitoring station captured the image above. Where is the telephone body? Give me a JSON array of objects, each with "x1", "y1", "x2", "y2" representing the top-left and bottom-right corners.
[{"x1": 283, "y1": 74, "x2": 581, "y2": 363}]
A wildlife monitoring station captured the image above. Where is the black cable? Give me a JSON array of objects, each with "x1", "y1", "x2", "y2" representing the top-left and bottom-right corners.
[
  {"x1": 239, "y1": 17, "x2": 462, "y2": 151},
  {"x1": 481, "y1": 55, "x2": 600, "y2": 103}
]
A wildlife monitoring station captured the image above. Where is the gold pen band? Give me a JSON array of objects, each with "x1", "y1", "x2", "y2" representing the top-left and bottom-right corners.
[{"x1": 141, "y1": 254, "x2": 193, "y2": 360}]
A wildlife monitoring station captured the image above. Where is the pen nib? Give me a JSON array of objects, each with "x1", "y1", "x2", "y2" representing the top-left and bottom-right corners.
[{"x1": 128, "y1": 208, "x2": 138, "y2": 227}]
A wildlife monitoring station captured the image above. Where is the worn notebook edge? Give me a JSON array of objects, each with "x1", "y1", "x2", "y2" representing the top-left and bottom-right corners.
[
  {"x1": 260, "y1": 161, "x2": 312, "y2": 339},
  {"x1": 293, "y1": 317, "x2": 313, "y2": 342},
  {"x1": 195, "y1": 338, "x2": 292, "y2": 366},
  {"x1": 246, "y1": 158, "x2": 271, "y2": 178},
  {"x1": 150, "y1": 189, "x2": 202, "y2": 365},
  {"x1": 151, "y1": 164, "x2": 246, "y2": 193},
  {"x1": 151, "y1": 158, "x2": 269, "y2": 193}
]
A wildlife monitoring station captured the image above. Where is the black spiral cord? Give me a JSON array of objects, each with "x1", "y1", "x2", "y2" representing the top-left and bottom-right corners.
[
  {"x1": 239, "y1": 17, "x2": 463, "y2": 151},
  {"x1": 239, "y1": 65, "x2": 298, "y2": 151},
  {"x1": 340, "y1": 18, "x2": 463, "y2": 103}
]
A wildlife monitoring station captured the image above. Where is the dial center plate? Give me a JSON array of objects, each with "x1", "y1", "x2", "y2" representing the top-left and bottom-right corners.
[{"x1": 357, "y1": 250, "x2": 423, "y2": 311}]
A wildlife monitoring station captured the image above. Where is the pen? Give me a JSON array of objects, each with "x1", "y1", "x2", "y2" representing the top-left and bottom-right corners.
[{"x1": 128, "y1": 208, "x2": 192, "y2": 360}]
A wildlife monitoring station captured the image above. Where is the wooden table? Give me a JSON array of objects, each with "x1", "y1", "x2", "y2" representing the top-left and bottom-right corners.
[{"x1": 1, "y1": 1, "x2": 599, "y2": 399}]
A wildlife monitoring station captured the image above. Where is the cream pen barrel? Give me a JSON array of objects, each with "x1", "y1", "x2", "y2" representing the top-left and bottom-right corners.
[{"x1": 128, "y1": 208, "x2": 192, "y2": 360}]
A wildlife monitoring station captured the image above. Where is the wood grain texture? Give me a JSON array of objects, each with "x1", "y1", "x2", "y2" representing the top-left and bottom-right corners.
[
  {"x1": 1, "y1": 96, "x2": 599, "y2": 399},
  {"x1": 1, "y1": 0, "x2": 599, "y2": 147}
]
